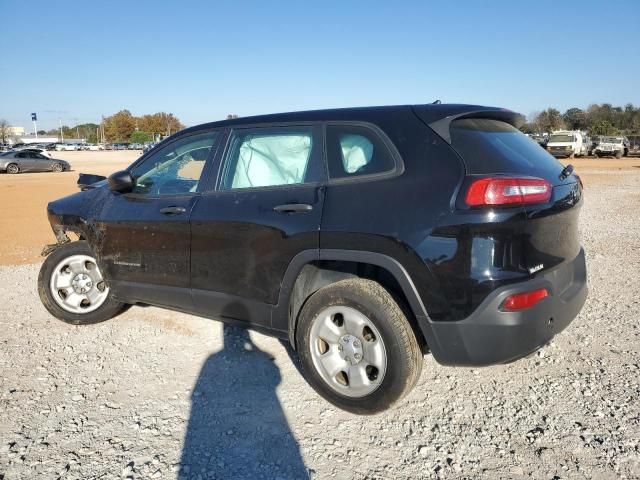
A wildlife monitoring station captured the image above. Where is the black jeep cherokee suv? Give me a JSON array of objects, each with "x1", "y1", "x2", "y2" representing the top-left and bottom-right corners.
[{"x1": 39, "y1": 104, "x2": 587, "y2": 414}]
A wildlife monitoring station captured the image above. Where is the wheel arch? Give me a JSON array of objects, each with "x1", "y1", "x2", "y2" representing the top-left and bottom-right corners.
[{"x1": 275, "y1": 249, "x2": 431, "y2": 350}]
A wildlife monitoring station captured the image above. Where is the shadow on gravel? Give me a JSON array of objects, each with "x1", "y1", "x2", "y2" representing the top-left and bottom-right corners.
[{"x1": 180, "y1": 324, "x2": 308, "y2": 480}]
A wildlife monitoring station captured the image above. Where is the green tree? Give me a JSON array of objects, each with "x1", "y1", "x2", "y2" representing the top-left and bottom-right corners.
[
  {"x1": 590, "y1": 121, "x2": 619, "y2": 136},
  {"x1": 519, "y1": 123, "x2": 536, "y2": 134},
  {"x1": 104, "y1": 110, "x2": 136, "y2": 142},
  {"x1": 130, "y1": 131, "x2": 152, "y2": 143},
  {"x1": 562, "y1": 108, "x2": 587, "y2": 130},
  {"x1": 138, "y1": 112, "x2": 184, "y2": 137},
  {"x1": 0, "y1": 119, "x2": 11, "y2": 143},
  {"x1": 534, "y1": 108, "x2": 565, "y2": 133}
]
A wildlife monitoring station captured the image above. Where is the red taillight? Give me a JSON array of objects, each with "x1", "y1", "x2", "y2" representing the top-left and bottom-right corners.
[
  {"x1": 501, "y1": 288, "x2": 549, "y2": 311},
  {"x1": 465, "y1": 177, "x2": 552, "y2": 207}
]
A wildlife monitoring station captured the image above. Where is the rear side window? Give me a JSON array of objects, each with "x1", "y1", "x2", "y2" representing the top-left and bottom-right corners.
[
  {"x1": 450, "y1": 119, "x2": 564, "y2": 178},
  {"x1": 222, "y1": 127, "x2": 321, "y2": 190},
  {"x1": 326, "y1": 124, "x2": 396, "y2": 179}
]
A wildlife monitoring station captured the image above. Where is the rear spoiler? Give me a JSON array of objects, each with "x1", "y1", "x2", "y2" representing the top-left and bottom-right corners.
[
  {"x1": 413, "y1": 106, "x2": 526, "y2": 144},
  {"x1": 77, "y1": 173, "x2": 107, "y2": 191}
]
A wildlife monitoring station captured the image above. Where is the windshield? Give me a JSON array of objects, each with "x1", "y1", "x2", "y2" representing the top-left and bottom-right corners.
[
  {"x1": 549, "y1": 134, "x2": 575, "y2": 143},
  {"x1": 602, "y1": 137, "x2": 622, "y2": 143}
]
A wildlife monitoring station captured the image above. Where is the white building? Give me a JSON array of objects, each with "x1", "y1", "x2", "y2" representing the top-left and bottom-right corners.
[{"x1": 8, "y1": 126, "x2": 25, "y2": 136}]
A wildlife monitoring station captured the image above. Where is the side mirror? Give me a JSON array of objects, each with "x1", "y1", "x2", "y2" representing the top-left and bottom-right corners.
[{"x1": 108, "y1": 170, "x2": 134, "y2": 193}]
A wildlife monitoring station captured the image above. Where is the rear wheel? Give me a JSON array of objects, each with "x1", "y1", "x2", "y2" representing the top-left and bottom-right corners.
[
  {"x1": 6, "y1": 163, "x2": 19, "y2": 174},
  {"x1": 38, "y1": 241, "x2": 127, "y2": 325},
  {"x1": 296, "y1": 279, "x2": 423, "y2": 414},
  {"x1": 51, "y1": 163, "x2": 63, "y2": 172}
]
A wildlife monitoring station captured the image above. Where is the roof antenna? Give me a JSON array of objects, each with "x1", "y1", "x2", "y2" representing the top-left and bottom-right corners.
[{"x1": 432, "y1": 99, "x2": 442, "y2": 104}]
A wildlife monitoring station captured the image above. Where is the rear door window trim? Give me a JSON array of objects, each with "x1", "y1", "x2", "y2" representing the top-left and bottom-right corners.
[
  {"x1": 322, "y1": 121, "x2": 404, "y2": 185},
  {"x1": 213, "y1": 122, "x2": 325, "y2": 193}
]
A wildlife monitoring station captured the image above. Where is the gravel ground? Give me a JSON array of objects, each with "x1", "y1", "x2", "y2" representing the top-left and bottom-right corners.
[{"x1": 1, "y1": 170, "x2": 639, "y2": 479}]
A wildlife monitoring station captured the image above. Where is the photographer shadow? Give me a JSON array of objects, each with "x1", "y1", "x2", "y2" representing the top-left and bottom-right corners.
[{"x1": 180, "y1": 324, "x2": 308, "y2": 479}]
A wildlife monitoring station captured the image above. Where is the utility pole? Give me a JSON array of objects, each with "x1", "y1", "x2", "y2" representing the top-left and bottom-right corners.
[
  {"x1": 31, "y1": 113, "x2": 38, "y2": 139},
  {"x1": 59, "y1": 118, "x2": 64, "y2": 142}
]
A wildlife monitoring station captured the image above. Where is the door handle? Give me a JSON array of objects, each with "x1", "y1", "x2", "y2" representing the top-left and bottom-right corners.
[
  {"x1": 273, "y1": 203, "x2": 313, "y2": 214},
  {"x1": 159, "y1": 206, "x2": 186, "y2": 215}
]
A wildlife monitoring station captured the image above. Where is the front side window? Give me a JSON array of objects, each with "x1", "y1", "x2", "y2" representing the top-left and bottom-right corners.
[
  {"x1": 129, "y1": 131, "x2": 217, "y2": 196},
  {"x1": 326, "y1": 124, "x2": 396, "y2": 179},
  {"x1": 222, "y1": 127, "x2": 317, "y2": 190}
]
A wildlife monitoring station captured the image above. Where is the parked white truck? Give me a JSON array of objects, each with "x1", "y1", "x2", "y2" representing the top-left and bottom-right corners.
[{"x1": 546, "y1": 130, "x2": 590, "y2": 158}]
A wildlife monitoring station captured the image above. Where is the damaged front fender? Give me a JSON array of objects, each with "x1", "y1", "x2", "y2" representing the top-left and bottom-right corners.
[{"x1": 42, "y1": 185, "x2": 110, "y2": 257}]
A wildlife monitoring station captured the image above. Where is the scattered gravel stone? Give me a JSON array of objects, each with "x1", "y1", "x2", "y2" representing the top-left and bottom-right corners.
[{"x1": 0, "y1": 169, "x2": 639, "y2": 478}]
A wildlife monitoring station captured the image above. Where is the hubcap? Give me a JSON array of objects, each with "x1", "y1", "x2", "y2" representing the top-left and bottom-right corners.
[
  {"x1": 49, "y1": 254, "x2": 109, "y2": 314},
  {"x1": 309, "y1": 305, "x2": 387, "y2": 398}
]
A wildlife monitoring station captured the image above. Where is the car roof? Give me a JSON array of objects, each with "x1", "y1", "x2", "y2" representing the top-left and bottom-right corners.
[{"x1": 180, "y1": 103, "x2": 512, "y2": 134}]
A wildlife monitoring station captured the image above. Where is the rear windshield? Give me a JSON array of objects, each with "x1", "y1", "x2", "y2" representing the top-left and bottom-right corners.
[{"x1": 450, "y1": 118, "x2": 564, "y2": 180}]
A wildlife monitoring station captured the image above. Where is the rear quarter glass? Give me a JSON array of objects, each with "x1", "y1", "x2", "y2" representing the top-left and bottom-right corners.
[{"x1": 450, "y1": 119, "x2": 567, "y2": 185}]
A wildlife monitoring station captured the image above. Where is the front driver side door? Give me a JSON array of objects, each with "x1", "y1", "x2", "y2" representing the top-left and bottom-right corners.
[
  {"x1": 190, "y1": 125, "x2": 325, "y2": 330},
  {"x1": 93, "y1": 130, "x2": 221, "y2": 310}
]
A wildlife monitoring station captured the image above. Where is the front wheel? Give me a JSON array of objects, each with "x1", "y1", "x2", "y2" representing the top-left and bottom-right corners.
[
  {"x1": 296, "y1": 279, "x2": 423, "y2": 414},
  {"x1": 38, "y1": 241, "x2": 127, "y2": 324},
  {"x1": 51, "y1": 163, "x2": 63, "y2": 172}
]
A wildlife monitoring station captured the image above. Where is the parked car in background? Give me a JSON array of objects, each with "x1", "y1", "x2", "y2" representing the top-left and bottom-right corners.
[
  {"x1": 86, "y1": 144, "x2": 106, "y2": 151},
  {"x1": 546, "y1": 130, "x2": 589, "y2": 158},
  {"x1": 142, "y1": 142, "x2": 159, "y2": 153},
  {"x1": 593, "y1": 136, "x2": 626, "y2": 158},
  {"x1": 18, "y1": 147, "x2": 52, "y2": 158},
  {"x1": 0, "y1": 150, "x2": 70, "y2": 173},
  {"x1": 528, "y1": 133, "x2": 548, "y2": 149},
  {"x1": 38, "y1": 103, "x2": 587, "y2": 414},
  {"x1": 128, "y1": 143, "x2": 144, "y2": 150},
  {"x1": 56, "y1": 144, "x2": 79, "y2": 151}
]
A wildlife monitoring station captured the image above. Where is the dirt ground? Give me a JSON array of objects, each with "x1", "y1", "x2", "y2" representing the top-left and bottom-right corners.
[
  {"x1": 0, "y1": 151, "x2": 138, "y2": 265},
  {"x1": 1, "y1": 151, "x2": 639, "y2": 266}
]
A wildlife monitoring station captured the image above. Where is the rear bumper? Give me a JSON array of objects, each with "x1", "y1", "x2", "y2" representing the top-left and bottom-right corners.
[{"x1": 419, "y1": 248, "x2": 587, "y2": 366}]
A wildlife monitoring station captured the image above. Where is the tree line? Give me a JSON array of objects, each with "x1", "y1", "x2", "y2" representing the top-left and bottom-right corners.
[
  {"x1": 522, "y1": 103, "x2": 640, "y2": 136},
  {"x1": 30, "y1": 110, "x2": 185, "y2": 143}
]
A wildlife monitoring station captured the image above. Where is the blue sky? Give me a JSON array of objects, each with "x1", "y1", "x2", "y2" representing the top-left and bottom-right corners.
[{"x1": 1, "y1": 0, "x2": 638, "y2": 130}]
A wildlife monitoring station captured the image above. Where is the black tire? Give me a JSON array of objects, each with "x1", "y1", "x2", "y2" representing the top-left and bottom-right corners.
[
  {"x1": 51, "y1": 163, "x2": 63, "y2": 172},
  {"x1": 615, "y1": 150, "x2": 622, "y2": 159},
  {"x1": 296, "y1": 279, "x2": 423, "y2": 414},
  {"x1": 38, "y1": 241, "x2": 127, "y2": 325},
  {"x1": 6, "y1": 163, "x2": 19, "y2": 174}
]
